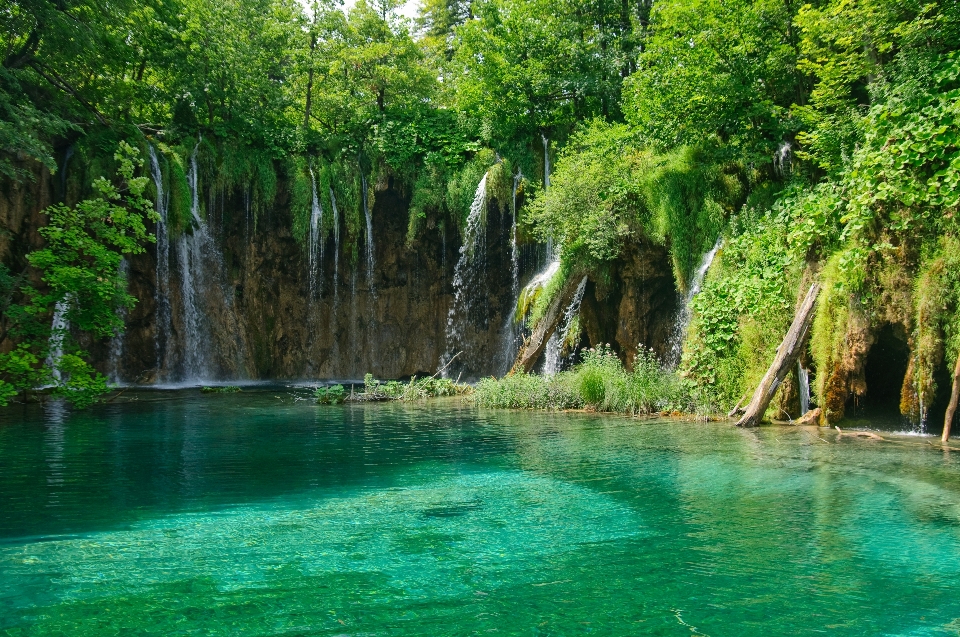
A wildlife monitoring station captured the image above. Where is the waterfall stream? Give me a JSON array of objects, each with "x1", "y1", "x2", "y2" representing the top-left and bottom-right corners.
[
  {"x1": 107, "y1": 260, "x2": 129, "y2": 384},
  {"x1": 329, "y1": 186, "x2": 340, "y2": 315},
  {"x1": 148, "y1": 145, "x2": 171, "y2": 375},
  {"x1": 798, "y1": 362, "x2": 811, "y2": 415},
  {"x1": 669, "y1": 238, "x2": 722, "y2": 367},
  {"x1": 543, "y1": 276, "x2": 587, "y2": 375},
  {"x1": 443, "y1": 173, "x2": 488, "y2": 374},
  {"x1": 45, "y1": 299, "x2": 70, "y2": 384},
  {"x1": 308, "y1": 164, "x2": 324, "y2": 297},
  {"x1": 361, "y1": 172, "x2": 375, "y2": 296}
]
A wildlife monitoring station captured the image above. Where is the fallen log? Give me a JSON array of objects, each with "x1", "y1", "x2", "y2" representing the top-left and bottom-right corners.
[
  {"x1": 737, "y1": 283, "x2": 821, "y2": 428},
  {"x1": 510, "y1": 275, "x2": 583, "y2": 374},
  {"x1": 943, "y1": 349, "x2": 960, "y2": 443}
]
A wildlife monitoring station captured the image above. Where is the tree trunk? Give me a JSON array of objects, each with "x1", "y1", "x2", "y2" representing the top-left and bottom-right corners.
[
  {"x1": 737, "y1": 283, "x2": 821, "y2": 427},
  {"x1": 943, "y1": 350, "x2": 960, "y2": 442},
  {"x1": 510, "y1": 276, "x2": 583, "y2": 375}
]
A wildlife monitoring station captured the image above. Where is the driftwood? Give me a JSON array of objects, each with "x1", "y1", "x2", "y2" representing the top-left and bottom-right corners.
[
  {"x1": 510, "y1": 276, "x2": 584, "y2": 374},
  {"x1": 944, "y1": 350, "x2": 960, "y2": 442},
  {"x1": 737, "y1": 283, "x2": 821, "y2": 428},
  {"x1": 835, "y1": 426, "x2": 883, "y2": 441}
]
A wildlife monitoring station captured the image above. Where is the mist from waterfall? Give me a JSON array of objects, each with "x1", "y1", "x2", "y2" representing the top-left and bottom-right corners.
[
  {"x1": 443, "y1": 173, "x2": 488, "y2": 376},
  {"x1": 669, "y1": 238, "x2": 722, "y2": 367}
]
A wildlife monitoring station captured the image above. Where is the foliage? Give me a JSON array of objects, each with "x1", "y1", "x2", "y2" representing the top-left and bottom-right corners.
[
  {"x1": 201, "y1": 385, "x2": 242, "y2": 393},
  {"x1": 476, "y1": 344, "x2": 700, "y2": 415},
  {"x1": 0, "y1": 142, "x2": 156, "y2": 406},
  {"x1": 315, "y1": 383, "x2": 346, "y2": 404}
]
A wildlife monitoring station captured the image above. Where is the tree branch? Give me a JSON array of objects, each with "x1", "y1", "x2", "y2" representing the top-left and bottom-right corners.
[{"x1": 28, "y1": 61, "x2": 108, "y2": 125}]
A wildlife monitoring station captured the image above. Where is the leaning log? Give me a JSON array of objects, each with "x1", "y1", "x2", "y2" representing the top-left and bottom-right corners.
[
  {"x1": 943, "y1": 350, "x2": 960, "y2": 442},
  {"x1": 737, "y1": 283, "x2": 821, "y2": 428},
  {"x1": 510, "y1": 276, "x2": 583, "y2": 374}
]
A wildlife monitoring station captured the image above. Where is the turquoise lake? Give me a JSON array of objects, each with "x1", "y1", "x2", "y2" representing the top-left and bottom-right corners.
[{"x1": 1, "y1": 388, "x2": 959, "y2": 635}]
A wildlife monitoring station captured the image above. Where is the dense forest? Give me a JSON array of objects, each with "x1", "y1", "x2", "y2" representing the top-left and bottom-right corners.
[{"x1": 1, "y1": 0, "x2": 959, "y2": 428}]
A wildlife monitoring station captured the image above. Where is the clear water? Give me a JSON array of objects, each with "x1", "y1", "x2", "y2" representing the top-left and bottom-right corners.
[{"x1": 2, "y1": 390, "x2": 960, "y2": 635}]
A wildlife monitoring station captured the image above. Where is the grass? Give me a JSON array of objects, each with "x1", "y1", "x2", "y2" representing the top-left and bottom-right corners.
[
  {"x1": 475, "y1": 345, "x2": 716, "y2": 417},
  {"x1": 315, "y1": 374, "x2": 471, "y2": 405},
  {"x1": 201, "y1": 386, "x2": 241, "y2": 393}
]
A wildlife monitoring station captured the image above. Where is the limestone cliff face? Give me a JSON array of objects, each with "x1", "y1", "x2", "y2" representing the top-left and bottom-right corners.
[{"x1": 1, "y1": 162, "x2": 680, "y2": 382}]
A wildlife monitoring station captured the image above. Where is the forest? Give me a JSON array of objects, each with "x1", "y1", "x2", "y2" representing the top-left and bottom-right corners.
[{"x1": 1, "y1": 0, "x2": 959, "y2": 431}]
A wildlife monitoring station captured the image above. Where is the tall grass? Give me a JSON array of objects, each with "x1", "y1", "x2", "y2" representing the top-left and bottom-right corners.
[{"x1": 475, "y1": 345, "x2": 711, "y2": 416}]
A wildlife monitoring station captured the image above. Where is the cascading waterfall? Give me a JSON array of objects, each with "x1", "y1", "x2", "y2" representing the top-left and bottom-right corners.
[
  {"x1": 361, "y1": 171, "x2": 375, "y2": 296},
  {"x1": 148, "y1": 145, "x2": 171, "y2": 373},
  {"x1": 45, "y1": 299, "x2": 70, "y2": 384},
  {"x1": 443, "y1": 173, "x2": 488, "y2": 374},
  {"x1": 107, "y1": 259, "x2": 129, "y2": 384},
  {"x1": 798, "y1": 362, "x2": 811, "y2": 415},
  {"x1": 669, "y1": 238, "x2": 722, "y2": 367},
  {"x1": 497, "y1": 173, "x2": 525, "y2": 374},
  {"x1": 173, "y1": 142, "x2": 220, "y2": 381},
  {"x1": 543, "y1": 276, "x2": 588, "y2": 375},
  {"x1": 308, "y1": 164, "x2": 324, "y2": 297}
]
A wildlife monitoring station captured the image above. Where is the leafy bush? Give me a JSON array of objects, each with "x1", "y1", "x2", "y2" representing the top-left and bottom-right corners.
[
  {"x1": 315, "y1": 384, "x2": 346, "y2": 405},
  {"x1": 475, "y1": 344, "x2": 699, "y2": 415}
]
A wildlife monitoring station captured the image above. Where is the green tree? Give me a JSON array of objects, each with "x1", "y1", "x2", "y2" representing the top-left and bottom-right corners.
[{"x1": 0, "y1": 141, "x2": 157, "y2": 407}]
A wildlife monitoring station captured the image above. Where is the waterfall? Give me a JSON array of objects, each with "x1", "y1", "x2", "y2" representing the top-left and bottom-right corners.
[
  {"x1": 45, "y1": 299, "x2": 70, "y2": 384},
  {"x1": 543, "y1": 276, "x2": 587, "y2": 375},
  {"x1": 361, "y1": 171, "x2": 375, "y2": 295},
  {"x1": 511, "y1": 173, "x2": 521, "y2": 298},
  {"x1": 798, "y1": 362, "x2": 811, "y2": 415},
  {"x1": 308, "y1": 164, "x2": 324, "y2": 297},
  {"x1": 176, "y1": 143, "x2": 211, "y2": 379},
  {"x1": 669, "y1": 238, "x2": 722, "y2": 367},
  {"x1": 329, "y1": 185, "x2": 340, "y2": 314},
  {"x1": 148, "y1": 145, "x2": 171, "y2": 374},
  {"x1": 775, "y1": 142, "x2": 792, "y2": 175},
  {"x1": 107, "y1": 259, "x2": 129, "y2": 384},
  {"x1": 443, "y1": 173, "x2": 488, "y2": 374},
  {"x1": 541, "y1": 136, "x2": 554, "y2": 260}
]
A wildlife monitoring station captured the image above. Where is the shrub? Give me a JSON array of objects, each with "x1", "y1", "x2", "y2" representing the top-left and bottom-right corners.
[{"x1": 315, "y1": 384, "x2": 346, "y2": 405}]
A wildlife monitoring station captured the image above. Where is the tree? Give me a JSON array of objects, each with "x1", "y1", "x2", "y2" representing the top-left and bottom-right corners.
[{"x1": 0, "y1": 141, "x2": 157, "y2": 407}]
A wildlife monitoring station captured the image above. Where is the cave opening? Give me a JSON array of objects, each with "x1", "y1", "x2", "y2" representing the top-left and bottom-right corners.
[{"x1": 850, "y1": 323, "x2": 910, "y2": 421}]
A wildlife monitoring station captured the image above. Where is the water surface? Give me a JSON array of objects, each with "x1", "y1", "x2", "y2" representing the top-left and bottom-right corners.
[{"x1": 1, "y1": 389, "x2": 959, "y2": 635}]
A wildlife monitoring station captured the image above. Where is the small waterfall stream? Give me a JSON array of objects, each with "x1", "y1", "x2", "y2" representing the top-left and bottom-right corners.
[
  {"x1": 498, "y1": 173, "x2": 525, "y2": 374},
  {"x1": 669, "y1": 238, "x2": 722, "y2": 367},
  {"x1": 798, "y1": 362, "x2": 811, "y2": 415},
  {"x1": 107, "y1": 259, "x2": 129, "y2": 384},
  {"x1": 45, "y1": 299, "x2": 70, "y2": 383},
  {"x1": 361, "y1": 171, "x2": 375, "y2": 296},
  {"x1": 308, "y1": 164, "x2": 324, "y2": 297},
  {"x1": 148, "y1": 145, "x2": 171, "y2": 374},
  {"x1": 329, "y1": 185, "x2": 340, "y2": 315},
  {"x1": 443, "y1": 173, "x2": 488, "y2": 374},
  {"x1": 543, "y1": 276, "x2": 587, "y2": 375}
]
